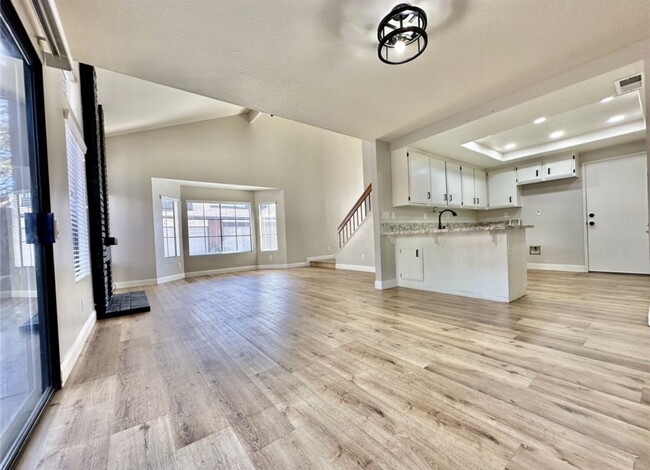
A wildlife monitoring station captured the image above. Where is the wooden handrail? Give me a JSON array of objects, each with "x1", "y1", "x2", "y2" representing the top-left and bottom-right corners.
[{"x1": 337, "y1": 184, "x2": 372, "y2": 231}]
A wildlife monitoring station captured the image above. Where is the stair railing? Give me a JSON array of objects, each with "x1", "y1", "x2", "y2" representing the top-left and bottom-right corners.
[{"x1": 337, "y1": 184, "x2": 372, "y2": 248}]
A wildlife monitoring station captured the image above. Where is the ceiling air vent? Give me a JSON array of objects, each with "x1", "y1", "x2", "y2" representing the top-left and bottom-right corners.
[{"x1": 614, "y1": 73, "x2": 643, "y2": 95}]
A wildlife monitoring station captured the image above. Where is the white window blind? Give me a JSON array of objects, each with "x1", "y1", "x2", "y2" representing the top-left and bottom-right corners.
[
  {"x1": 11, "y1": 192, "x2": 35, "y2": 267},
  {"x1": 186, "y1": 201, "x2": 252, "y2": 256},
  {"x1": 161, "y1": 197, "x2": 180, "y2": 258},
  {"x1": 258, "y1": 202, "x2": 278, "y2": 252},
  {"x1": 65, "y1": 120, "x2": 90, "y2": 281}
]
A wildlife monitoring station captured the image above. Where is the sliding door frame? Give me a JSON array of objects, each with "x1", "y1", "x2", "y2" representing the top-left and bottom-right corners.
[{"x1": 1, "y1": 1, "x2": 61, "y2": 468}]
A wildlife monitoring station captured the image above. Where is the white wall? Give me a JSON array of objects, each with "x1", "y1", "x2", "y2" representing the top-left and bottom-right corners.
[{"x1": 106, "y1": 113, "x2": 365, "y2": 284}]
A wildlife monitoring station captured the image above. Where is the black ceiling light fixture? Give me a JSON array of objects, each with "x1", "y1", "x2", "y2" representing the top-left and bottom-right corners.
[{"x1": 377, "y1": 3, "x2": 428, "y2": 65}]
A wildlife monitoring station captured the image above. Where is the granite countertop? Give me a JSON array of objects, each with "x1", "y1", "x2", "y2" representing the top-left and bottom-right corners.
[{"x1": 381, "y1": 222, "x2": 534, "y2": 235}]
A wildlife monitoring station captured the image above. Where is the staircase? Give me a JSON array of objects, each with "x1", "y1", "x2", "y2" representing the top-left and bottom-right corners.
[
  {"x1": 310, "y1": 184, "x2": 372, "y2": 270},
  {"x1": 337, "y1": 184, "x2": 372, "y2": 248},
  {"x1": 309, "y1": 258, "x2": 336, "y2": 269}
]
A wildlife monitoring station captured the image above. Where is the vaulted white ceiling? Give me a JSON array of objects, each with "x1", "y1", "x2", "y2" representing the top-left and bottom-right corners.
[
  {"x1": 57, "y1": 0, "x2": 650, "y2": 141},
  {"x1": 96, "y1": 68, "x2": 246, "y2": 136}
]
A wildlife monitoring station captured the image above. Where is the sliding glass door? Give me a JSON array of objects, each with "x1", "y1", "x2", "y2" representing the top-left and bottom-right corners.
[{"x1": 0, "y1": 3, "x2": 59, "y2": 468}]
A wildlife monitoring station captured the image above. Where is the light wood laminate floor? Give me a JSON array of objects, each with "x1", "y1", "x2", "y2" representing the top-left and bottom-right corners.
[{"x1": 17, "y1": 268, "x2": 650, "y2": 469}]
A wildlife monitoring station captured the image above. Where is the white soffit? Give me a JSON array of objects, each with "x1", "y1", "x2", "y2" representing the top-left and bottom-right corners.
[
  {"x1": 411, "y1": 62, "x2": 647, "y2": 168},
  {"x1": 97, "y1": 68, "x2": 246, "y2": 136},
  {"x1": 57, "y1": 0, "x2": 650, "y2": 141}
]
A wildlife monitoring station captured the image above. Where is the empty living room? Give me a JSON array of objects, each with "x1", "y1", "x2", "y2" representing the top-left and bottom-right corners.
[{"x1": 1, "y1": 0, "x2": 649, "y2": 469}]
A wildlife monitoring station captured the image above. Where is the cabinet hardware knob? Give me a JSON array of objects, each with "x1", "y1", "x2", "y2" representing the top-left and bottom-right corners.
[
  {"x1": 547, "y1": 168, "x2": 551, "y2": 175},
  {"x1": 589, "y1": 213, "x2": 595, "y2": 218},
  {"x1": 509, "y1": 196, "x2": 512, "y2": 203},
  {"x1": 427, "y1": 191, "x2": 431, "y2": 199},
  {"x1": 443, "y1": 193, "x2": 447, "y2": 201},
  {"x1": 588, "y1": 221, "x2": 595, "y2": 226}
]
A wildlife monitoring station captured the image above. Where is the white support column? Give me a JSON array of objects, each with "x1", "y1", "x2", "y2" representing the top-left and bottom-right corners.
[{"x1": 364, "y1": 140, "x2": 397, "y2": 289}]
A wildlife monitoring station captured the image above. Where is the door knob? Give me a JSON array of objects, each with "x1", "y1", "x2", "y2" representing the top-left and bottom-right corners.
[
  {"x1": 589, "y1": 221, "x2": 595, "y2": 226},
  {"x1": 589, "y1": 213, "x2": 595, "y2": 218}
]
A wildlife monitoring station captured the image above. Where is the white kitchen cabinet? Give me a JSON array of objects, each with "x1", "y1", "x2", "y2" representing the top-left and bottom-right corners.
[
  {"x1": 543, "y1": 154, "x2": 576, "y2": 181},
  {"x1": 408, "y1": 150, "x2": 431, "y2": 204},
  {"x1": 461, "y1": 167, "x2": 487, "y2": 209},
  {"x1": 445, "y1": 162, "x2": 462, "y2": 208},
  {"x1": 515, "y1": 162, "x2": 543, "y2": 185},
  {"x1": 429, "y1": 157, "x2": 447, "y2": 206},
  {"x1": 398, "y1": 246, "x2": 424, "y2": 282},
  {"x1": 487, "y1": 168, "x2": 520, "y2": 208},
  {"x1": 461, "y1": 167, "x2": 475, "y2": 208},
  {"x1": 474, "y1": 169, "x2": 487, "y2": 209}
]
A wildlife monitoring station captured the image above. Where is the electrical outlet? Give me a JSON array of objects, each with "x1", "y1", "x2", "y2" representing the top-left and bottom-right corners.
[
  {"x1": 81, "y1": 298, "x2": 84, "y2": 312},
  {"x1": 327, "y1": 246, "x2": 331, "y2": 252},
  {"x1": 269, "y1": 254, "x2": 273, "y2": 260},
  {"x1": 361, "y1": 254, "x2": 365, "y2": 261},
  {"x1": 529, "y1": 246, "x2": 541, "y2": 255},
  {"x1": 177, "y1": 261, "x2": 181, "y2": 268},
  {"x1": 536, "y1": 209, "x2": 542, "y2": 216}
]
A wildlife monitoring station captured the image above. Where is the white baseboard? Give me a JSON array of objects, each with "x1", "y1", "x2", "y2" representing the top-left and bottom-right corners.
[
  {"x1": 287, "y1": 262, "x2": 310, "y2": 268},
  {"x1": 60, "y1": 310, "x2": 96, "y2": 386},
  {"x1": 185, "y1": 265, "x2": 258, "y2": 278},
  {"x1": 114, "y1": 278, "x2": 157, "y2": 289},
  {"x1": 336, "y1": 263, "x2": 375, "y2": 273},
  {"x1": 157, "y1": 273, "x2": 185, "y2": 284},
  {"x1": 306, "y1": 255, "x2": 335, "y2": 262},
  {"x1": 258, "y1": 262, "x2": 309, "y2": 270},
  {"x1": 527, "y1": 263, "x2": 587, "y2": 272},
  {"x1": 374, "y1": 279, "x2": 397, "y2": 290}
]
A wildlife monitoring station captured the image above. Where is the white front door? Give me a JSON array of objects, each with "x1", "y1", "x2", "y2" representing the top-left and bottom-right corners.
[{"x1": 585, "y1": 154, "x2": 650, "y2": 274}]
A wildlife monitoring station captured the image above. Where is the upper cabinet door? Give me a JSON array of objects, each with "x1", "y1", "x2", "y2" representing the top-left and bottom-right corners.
[
  {"x1": 408, "y1": 150, "x2": 431, "y2": 204},
  {"x1": 445, "y1": 162, "x2": 462, "y2": 207},
  {"x1": 516, "y1": 163, "x2": 543, "y2": 185},
  {"x1": 461, "y1": 167, "x2": 475, "y2": 208},
  {"x1": 487, "y1": 168, "x2": 520, "y2": 208},
  {"x1": 474, "y1": 169, "x2": 487, "y2": 209},
  {"x1": 429, "y1": 157, "x2": 447, "y2": 205},
  {"x1": 543, "y1": 155, "x2": 576, "y2": 181}
]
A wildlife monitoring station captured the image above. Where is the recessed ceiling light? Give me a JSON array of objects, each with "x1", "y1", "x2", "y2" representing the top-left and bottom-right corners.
[
  {"x1": 607, "y1": 114, "x2": 625, "y2": 123},
  {"x1": 600, "y1": 96, "x2": 614, "y2": 103},
  {"x1": 504, "y1": 143, "x2": 517, "y2": 150},
  {"x1": 549, "y1": 131, "x2": 565, "y2": 139},
  {"x1": 533, "y1": 117, "x2": 546, "y2": 124}
]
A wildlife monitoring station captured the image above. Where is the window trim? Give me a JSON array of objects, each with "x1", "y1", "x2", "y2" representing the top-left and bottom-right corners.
[
  {"x1": 161, "y1": 196, "x2": 180, "y2": 258},
  {"x1": 258, "y1": 201, "x2": 278, "y2": 252},
  {"x1": 185, "y1": 200, "x2": 254, "y2": 257}
]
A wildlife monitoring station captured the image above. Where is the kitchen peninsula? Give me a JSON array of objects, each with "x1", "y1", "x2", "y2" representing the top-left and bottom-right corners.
[{"x1": 382, "y1": 222, "x2": 533, "y2": 302}]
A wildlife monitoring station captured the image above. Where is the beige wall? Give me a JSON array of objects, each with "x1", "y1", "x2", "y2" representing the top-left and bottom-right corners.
[
  {"x1": 180, "y1": 186, "x2": 258, "y2": 274},
  {"x1": 12, "y1": 0, "x2": 96, "y2": 383},
  {"x1": 478, "y1": 140, "x2": 647, "y2": 267},
  {"x1": 43, "y1": 65, "x2": 96, "y2": 376},
  {"x1": 151, "y1": 178, "x2": 184, "y2": 281},
  {"x1": 255, "y1": 189, "x2": 288, "y2": 267},
  {"x1": 106, "y1": 113, "x2": 364, "y2": 284}
]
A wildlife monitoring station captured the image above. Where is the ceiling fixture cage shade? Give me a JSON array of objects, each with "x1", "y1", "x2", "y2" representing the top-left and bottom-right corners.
[{"x1": 377, "y1": 3, "x2": 428, "y2": 65}]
